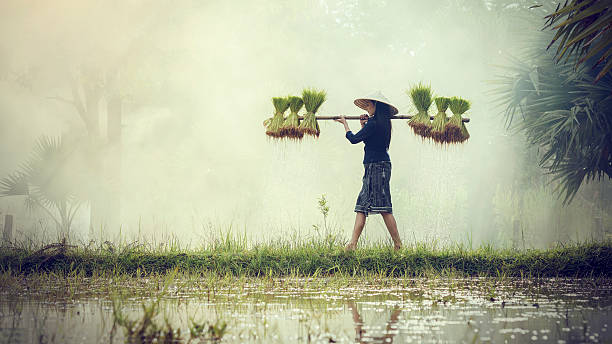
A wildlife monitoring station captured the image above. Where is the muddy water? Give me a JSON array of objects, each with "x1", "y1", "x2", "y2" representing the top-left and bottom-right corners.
[{"x1": 0, "y1": 277, "x2": 610, "y2": 343}]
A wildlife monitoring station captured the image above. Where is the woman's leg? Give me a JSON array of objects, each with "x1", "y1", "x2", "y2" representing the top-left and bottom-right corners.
[
  {"x1": 346, "y1": 212, "x2": 366, "y2": 250},
  {"x1": 381, "y1": 212, "x2": 402, "y2": 250}
]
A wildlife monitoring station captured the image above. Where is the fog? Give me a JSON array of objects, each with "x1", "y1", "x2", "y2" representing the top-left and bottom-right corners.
[{"x1": 0, "y1": 0, "x2": 609, "y2": 248}]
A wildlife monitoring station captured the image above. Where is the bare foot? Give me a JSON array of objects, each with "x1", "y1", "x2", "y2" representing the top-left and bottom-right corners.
[
  {"x1": 345, "y1": 242, "x2": 357, "y2": 251},
  {"x1": 393, "y1": 242, "x2": 402, "y2": 251}
]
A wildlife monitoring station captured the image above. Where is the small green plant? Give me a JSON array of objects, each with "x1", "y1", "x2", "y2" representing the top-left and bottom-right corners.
[
  {"x1": 317, "y1": 194, "x2": 330, "y2": 231},
  {"x1": 314, "y1": 194, "x2": 341, "y2": 248}
]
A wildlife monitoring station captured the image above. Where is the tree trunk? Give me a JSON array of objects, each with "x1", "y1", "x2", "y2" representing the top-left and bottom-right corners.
[
  {"x1": 83, "y1": 81, "x2": 102, "y2": 138},
  {"x1": 83, "y1": 81, "x2": 108, "y2": 237},
  {"x1": 105, "y1": 90, "x2": 122, "y2": 236},
  {"x1": 3, "y1": 214, "x2": 13, "y2": 243},
  {"x1": 65, "y1": 74, "x2": 122, "y2": 239}
]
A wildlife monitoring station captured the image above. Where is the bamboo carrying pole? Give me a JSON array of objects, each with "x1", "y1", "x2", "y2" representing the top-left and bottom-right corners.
[{"x1": 298, "y1": 114, "x2": 470, "y2": 122}]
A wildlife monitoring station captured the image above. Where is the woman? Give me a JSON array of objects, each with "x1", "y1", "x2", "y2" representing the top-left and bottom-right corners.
[{"x1": 335, "y1": 91, "x2": 402, "y2": 251}]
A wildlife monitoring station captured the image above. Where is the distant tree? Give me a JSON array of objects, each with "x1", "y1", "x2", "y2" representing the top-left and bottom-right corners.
[
  {"x1": 0, "y1": 136, "x2": 91, "y2": 237},
  {"x1": 0, "y1": 2, "x2": 181, "y2": 234}
]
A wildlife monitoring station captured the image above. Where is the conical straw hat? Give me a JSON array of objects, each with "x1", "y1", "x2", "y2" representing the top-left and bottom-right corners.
[{"x1": 354, "y1": 90, "x2": 399, "y2": 115}]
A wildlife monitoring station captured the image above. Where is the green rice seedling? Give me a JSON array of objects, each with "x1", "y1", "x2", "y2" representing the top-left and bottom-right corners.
[
  {"x1": 407, "y1": 83, "x2": 434, "y2": 138},
  {"x1": 280, "y1": 96, "x2": 304, "y2": 139},
  {"x1": 265, "y1": 97, "x2": 290, "y2": 138},
  {"x1": 299, "y1": 88, "x2": 326, "y2": 137},
  {"x1": 446, "y1": 97, "x2": 471, "y2": 143},
  {"x1": 430, "y1": 97, "x2": 451, "y2": 143}
]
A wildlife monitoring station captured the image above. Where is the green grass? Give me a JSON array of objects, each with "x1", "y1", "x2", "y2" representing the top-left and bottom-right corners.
[{"x1": 1, "y1": 239, "x2": 610, "y2": 278}]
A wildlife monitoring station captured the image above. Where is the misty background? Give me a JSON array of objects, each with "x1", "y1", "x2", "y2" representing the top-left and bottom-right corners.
[{"x1": 0, "y1": 0, "x2": 609, "y2": 248}]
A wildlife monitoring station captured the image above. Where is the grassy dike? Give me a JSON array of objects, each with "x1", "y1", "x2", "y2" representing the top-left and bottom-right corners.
[{"x1": 1, "y1": 240, "x2": 611, "y2": 278}]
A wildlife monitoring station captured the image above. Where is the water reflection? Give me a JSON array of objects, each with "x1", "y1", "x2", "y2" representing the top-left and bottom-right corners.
[
  {"x1": 0, "y1": 277, "x2": 610, "y2": 343},
  {"x1": 348, "y1": 301, "x2": 401, "y2": 343}
]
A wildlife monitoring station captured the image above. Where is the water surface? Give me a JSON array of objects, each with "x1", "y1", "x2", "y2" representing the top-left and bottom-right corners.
[{"x1": 1, "y1": 277, "x2": 610, "y2": 343}]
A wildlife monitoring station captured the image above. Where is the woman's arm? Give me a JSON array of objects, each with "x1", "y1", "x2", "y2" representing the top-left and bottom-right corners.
[
  {"x1": 337, "y1": 116, "x2": 351, "y2": 133},
  {"x1": 335, "y1": 115, "x2": 375, "y2": 144},
  {"x1": 335, "y1": 114, "x2": 369, "y2": 132},
  {"x1": 344, "y1": 119, "x2": 375, "y2": 144}
]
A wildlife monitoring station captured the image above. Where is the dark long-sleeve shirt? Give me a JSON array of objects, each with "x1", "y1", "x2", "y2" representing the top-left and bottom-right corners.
[{"x1": 345, "y1": 115, "x2": 391, "y2": 164}]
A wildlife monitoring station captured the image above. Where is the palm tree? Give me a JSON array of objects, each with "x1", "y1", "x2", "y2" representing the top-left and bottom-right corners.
[
  {"x1": 491, "y1": 47, "x2": 611, "y2": 203},
  {"x1": 544, "y1": 0, "x2": 612, "y2": 83},
  {"x1": 490, "y1": 2, "x2": 612, "y2": 204},
  {"x1": 0, "y1": 136, "x2": 90, "y2": 237}
]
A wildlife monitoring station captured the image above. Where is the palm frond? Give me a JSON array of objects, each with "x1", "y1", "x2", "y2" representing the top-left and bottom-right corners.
[
  {"x1": 26, "y1": 136, "x2": 75, "y2": 207},
  {"x1": 543, "y1": 0, "x2": 612, "y2": 82},
  {"x1": 0, "y1": 172, "x2": 29, "y2": 196},
  {"x1": 491, "y1": 31, "x2": 612, "y2": 204}
]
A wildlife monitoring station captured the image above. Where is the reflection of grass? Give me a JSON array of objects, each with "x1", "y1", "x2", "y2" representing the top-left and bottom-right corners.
[
  {"x1": 111, "y1": 296, "x2": 227, "y2": 343},
  {"x1": 1, "y1": 238, "x2": 610, "y2": 277},
  {"x1": 109, "y1": 271, "x2": 228, "y2": 344},
  {"x1": 3, "y1": 273, "x2": 608, "y2": 344}
]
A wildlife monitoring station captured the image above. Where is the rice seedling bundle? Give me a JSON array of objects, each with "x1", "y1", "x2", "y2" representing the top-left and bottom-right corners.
[
  {"x1": 280, "y1": 96, "x2": 304, "y2": 139},
  {"x1": 407, "y1": 83, "x2": 433, "y2": 138},
  {"x1": 262, "y1": 88, "x2": 471, "y2": 142},
  {"x1": 265, "y1": 97, "x2": 290, "y2": 138},
  {"x1": 446, "y1": 97, "x2": 471, "y2": 143},
  {"x1": 430, "y1": 97, "x2": 450, "y2": 143},
  {"x1": 299, "y1": 88, "x2": 327, "y2": 138}
]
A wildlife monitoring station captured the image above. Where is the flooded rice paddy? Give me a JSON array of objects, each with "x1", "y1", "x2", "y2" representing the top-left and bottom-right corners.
[{"x1": 0, "y1": 276, "x2": 610, "y2": 343}]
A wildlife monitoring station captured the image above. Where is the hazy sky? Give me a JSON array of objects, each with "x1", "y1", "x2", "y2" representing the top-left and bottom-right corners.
[{"x1": 0, "y1": 0, "x2": 605, "y2": 247}]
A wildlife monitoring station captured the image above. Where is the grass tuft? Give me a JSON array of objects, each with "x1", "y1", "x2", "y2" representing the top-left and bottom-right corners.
[{"x1": 1, "y1": 239, "x2": 610, "y2": 278}]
